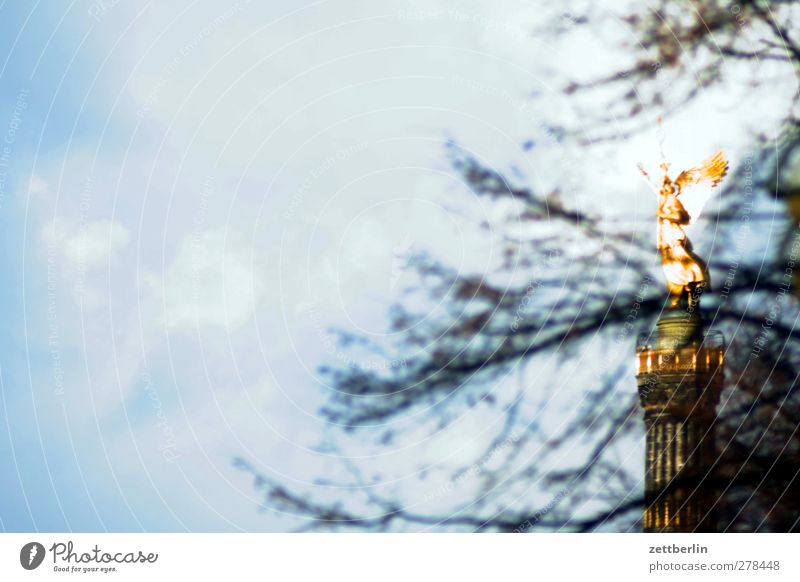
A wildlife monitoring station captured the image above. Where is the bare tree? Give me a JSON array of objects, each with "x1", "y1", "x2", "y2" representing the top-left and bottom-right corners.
[{"x1": 236, "y1": 1, "x2": 800, "y2": 532}]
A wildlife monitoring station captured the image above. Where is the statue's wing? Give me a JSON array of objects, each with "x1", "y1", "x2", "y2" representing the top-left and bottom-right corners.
[
  {"x1": 674, "y1": 150, "x2": 728, "y2": 190},
  {"x1": 674, "y1": 150, "x2": 728, "y2": 224}
]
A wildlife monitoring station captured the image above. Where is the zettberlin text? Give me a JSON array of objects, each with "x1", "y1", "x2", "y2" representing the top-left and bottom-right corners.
[{"x1": 649, "y1": 544, "x2": 708, "y2": 554}]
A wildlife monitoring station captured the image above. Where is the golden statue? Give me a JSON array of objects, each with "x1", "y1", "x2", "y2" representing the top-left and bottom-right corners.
[{"x1": 639, "y1": 126, "x2": 728, "y2": 310}]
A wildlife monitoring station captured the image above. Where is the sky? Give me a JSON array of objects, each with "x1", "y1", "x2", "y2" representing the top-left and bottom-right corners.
[{"x1": 0, "y1": 0, "x2": 796, "y2": 531}]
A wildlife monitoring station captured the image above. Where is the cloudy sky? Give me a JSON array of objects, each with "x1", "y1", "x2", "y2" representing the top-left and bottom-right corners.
[{"x1": 0, "y1": 0, "x2": 794, "y2": 531}]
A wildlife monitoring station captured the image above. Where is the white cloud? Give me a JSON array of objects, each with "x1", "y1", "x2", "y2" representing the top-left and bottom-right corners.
[
  {"x1": 42, "y1": 218, "x2": 130, "y2": 269},
  {"x1": 67, "y1": 221, "x2": 129, "y2": 268},
  {"x1": 153, "y1": 228, "x2": 264, "y2": 331},
  {"x1": 27, "y1": 174, "x2": 49, "y2": 199}
]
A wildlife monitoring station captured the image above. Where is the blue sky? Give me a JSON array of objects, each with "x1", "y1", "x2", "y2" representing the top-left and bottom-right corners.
[{"x1": 0, "y1": 1, "x2": 795, "y2": 532}]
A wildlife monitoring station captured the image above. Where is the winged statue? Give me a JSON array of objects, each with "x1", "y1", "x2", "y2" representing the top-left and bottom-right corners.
[{"x1": 639, "y1": 144, "x2": 728, "y2": 310}]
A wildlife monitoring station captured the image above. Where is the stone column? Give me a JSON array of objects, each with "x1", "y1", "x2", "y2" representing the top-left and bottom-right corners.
[{"x1": 636, "y1": 311, "x2": 724, "y2": 532}]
